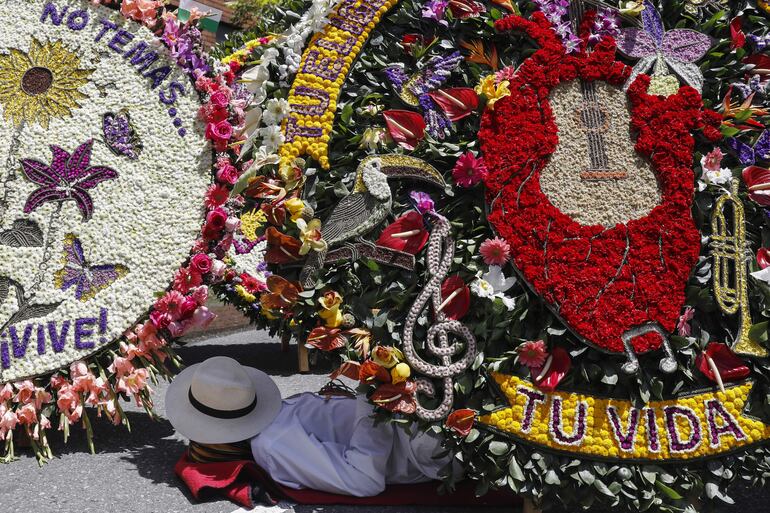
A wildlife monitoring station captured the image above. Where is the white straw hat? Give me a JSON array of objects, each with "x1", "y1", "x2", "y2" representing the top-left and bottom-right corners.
[{"x1": 165, "y1": 356, "x2": 282, "y2": 444}]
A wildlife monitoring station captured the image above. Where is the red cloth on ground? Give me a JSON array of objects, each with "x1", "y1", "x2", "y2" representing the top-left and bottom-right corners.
[{"x1": 174, "y1": 453, "x2": 520, "y2": 508}]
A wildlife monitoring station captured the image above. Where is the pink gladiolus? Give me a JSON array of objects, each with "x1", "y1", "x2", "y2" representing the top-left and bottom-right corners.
[
  {"x1": 186, "y1": 306, "x2": 216, "y2": 331},
  {"x1": 0, "y1": 405, "x2": 18, "y2": 440},
  {"x1": 109, "y1": 356, "x2": 134, "y2": 378},
  {"x1": 56, "y1": 385, "x2": 83, "y2": 425},
  {"x1": 69, "y1": 361, "x2": 89, "y2": 379},
  {"x1": 12, "y1": 380, "x2": 35, "y2": 404},
  {"x1": 0, "y1": 383, "x2": 13, "y2": 402},
  {"x1": 120, "y1": 0, "x2": 162, "y2": 27},
  {"x1": 16, "y1": 403, "x2": 37, "y2": 426},
  {"x1": 117, "y1": 369, "x2": 151, "y2": 399}
]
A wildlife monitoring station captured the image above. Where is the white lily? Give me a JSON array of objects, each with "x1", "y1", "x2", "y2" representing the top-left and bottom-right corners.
[{"x1": 483, "y1": 265, "x2": 516, "y2": 294}]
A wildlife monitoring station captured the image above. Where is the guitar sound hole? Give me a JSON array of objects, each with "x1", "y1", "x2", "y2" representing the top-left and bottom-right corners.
[{"x1": 574, "y1": 102, "x2": 610, "y2": 133}]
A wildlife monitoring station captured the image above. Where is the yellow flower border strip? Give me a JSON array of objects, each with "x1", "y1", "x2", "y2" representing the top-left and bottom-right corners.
[
  {"x1": 279, "y1": 0, "x2": 398, "y2": 169},
  {"x1": 480, "y1": 373, "x2": 770, "y2": 461}
]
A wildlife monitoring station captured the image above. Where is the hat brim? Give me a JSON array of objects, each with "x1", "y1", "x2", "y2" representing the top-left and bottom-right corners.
[{"x1": 165, "y1": 363, "x2": 282, "y2": 444}]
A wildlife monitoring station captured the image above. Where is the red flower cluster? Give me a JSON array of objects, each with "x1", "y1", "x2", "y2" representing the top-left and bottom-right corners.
[{"x1": 479, "y1": 13, "x2": 720, "y2": 354}]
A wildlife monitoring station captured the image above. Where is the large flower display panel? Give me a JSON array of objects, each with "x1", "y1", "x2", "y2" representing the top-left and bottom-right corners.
[
  {"x1": 0, "y1": 0, "x2": 225, "y2": 462},
  {"x1": 0, "y1": 0, "x2": 210, "y2": 381},
  {"x1": 211, "y1": 0, "x2": 770, "y2": 510}
]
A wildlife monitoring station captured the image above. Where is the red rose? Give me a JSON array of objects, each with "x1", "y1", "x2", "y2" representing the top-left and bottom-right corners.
[
  {"x1": 206, "y1": 208, "x2": 228, "y2": 231},
  {"x1": 190, "y1": 253, "x2": 212, "y2": 275},
  {"x1": 179, "y1": 297, "x2": 198, "y2": 320}
]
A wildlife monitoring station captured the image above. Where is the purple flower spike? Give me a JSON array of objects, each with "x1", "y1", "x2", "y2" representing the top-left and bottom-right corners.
[{"x1": 21, "y1": 140, "x2": 118, "y2": 222}]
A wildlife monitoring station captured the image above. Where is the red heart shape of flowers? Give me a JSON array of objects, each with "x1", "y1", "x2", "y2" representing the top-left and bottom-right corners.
[{"x1": 479, "y1": 14, "x2": 705, "y2": 356}]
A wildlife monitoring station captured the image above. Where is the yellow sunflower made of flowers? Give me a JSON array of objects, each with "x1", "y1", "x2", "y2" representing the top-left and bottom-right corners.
[{"x1": 0, "y1": 38, "x2": 94, "y2": 129}]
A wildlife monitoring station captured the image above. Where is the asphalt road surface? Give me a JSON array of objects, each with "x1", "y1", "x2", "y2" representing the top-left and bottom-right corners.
[{"x1": 1, "y1": 326, "x2": 769, "y2": 513}]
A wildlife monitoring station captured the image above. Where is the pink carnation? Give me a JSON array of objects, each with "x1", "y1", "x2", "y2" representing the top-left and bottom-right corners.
[
  {"x1": 479, "y1": 237, "x2": 511, "y2": 266},
  {"x1": 452, "y1": 151, "x2": 487, "y2": 187}
]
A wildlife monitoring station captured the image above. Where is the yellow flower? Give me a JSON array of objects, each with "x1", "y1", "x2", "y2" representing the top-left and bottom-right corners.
[
  {"x1": 318, "y1": 290, "x2": 343, "y2": 328},
  {"x1": 372, "y1": 346, "x2": 404, "y2": 369},
  {"x1": 234, "y1": 285, "x2": 256, "y2": 303},
  {"x1": 619, "y1": 0, "x2": 645, "y2": 16},
  {"x1": 475, "y1": 75, "x2": 510, "y2": 111},
  {"x1": 285, "y1": 197, "x2": 305, "y2": 222},
  {"x1": 296, "y1": 218, "x2": 327, "y2": 255},
  {"x1": 240, "y1": 209, "x2": 267, "y2": 241},
  {"x1": 279, "y1": 158, "x2": 306, "y2": 191},
  {"x1": 0, "y1": 38, "x2": 94, "y2": 128},
  {"x1": 391, "y1": 362, "x2": 411, "y2": 384}
]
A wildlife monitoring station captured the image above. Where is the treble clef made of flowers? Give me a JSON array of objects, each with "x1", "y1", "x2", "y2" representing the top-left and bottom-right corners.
[{"x1": 401, "y1": 213, "x2": 477, "y2": 421}]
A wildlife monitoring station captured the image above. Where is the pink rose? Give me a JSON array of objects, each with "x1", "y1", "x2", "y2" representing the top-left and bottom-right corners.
[
  {"x1": 192, "y1": 285, "x2": 209, "y2": 305},
  {"x1": 150, "y1": 310, "x2": 172, "y2": 329},
  {"x1": 209, "y1": 90, "x2": 230, "y2": 109},
  {"x1": 216, "y1": 163, "x2": 239, "y2": 184},
  {"x1": 206, "y1": 120, "x2": 233, "y2": 143},
  {"x1": 190, "y1": 253, "x2": 212, "y2": 275}
]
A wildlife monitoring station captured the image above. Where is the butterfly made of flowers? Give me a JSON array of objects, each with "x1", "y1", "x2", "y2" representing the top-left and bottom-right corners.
[{"x1": 21, "y1": 139, "x2": 118, "y2": 222}]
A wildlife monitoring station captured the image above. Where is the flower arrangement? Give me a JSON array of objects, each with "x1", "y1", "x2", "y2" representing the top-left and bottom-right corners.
[
  {"x1": 204, "y1": 0, "x2": 770, "y2": 509},
  {"x1": 0, "y1": 0, "x2": 250, "y2": 463}
]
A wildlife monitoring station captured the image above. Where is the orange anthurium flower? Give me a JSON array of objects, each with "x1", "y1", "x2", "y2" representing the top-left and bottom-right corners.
[
  {"x1": 264, "y1": 227, "x2": 301, "y2": 263},
  {"x1": 244, "y1": 176, "x2": 287, "y2": 203},
  {"x1": 359, "y1": 360, "x2": 391, "y2": 384},
  {"x1": 259, "y1": 275, "x2": 300, "y2": 310},
  {"x1": 306, "y1": 326, "x2": 346, "y2": 351}
]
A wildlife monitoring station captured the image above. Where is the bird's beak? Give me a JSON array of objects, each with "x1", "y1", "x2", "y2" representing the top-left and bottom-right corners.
[{"x1": 377, "y1": 155, "x2": 446, "y2": 188}]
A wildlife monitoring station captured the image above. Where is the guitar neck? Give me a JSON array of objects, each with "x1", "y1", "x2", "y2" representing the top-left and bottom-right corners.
[{"x1": 569, "y1": 0, "x2": 624, "y2": 179}]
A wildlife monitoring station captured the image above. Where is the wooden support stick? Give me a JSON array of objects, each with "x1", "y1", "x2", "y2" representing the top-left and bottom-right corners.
[
  {"x1": 297, "y1": 342, "x2": 310, "y2": 374},
  {"x1": 522, "y1": 498, "x2": 542, "y2": 513}
]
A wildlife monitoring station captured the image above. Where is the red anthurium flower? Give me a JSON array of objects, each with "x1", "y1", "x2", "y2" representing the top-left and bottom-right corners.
[
  {"x1": 758, "y1": 248, "x2": 770, "y2": 269},
  {"x1": 264, "y1": 227, "x2": 302, "y2": 263},
  {"x1": 370, "y1": 381, "x2": 417, "y2": 414},
  {"x1": 448, "y1": 0, "x2": 485, "y2": 18},
  {"x1": 359, "y1": 360, "x2": 391, "y2": 383},
  {"x1": 696, "y1": 343, "x2": 751, "y2": 385},
  {"x1": 439, "y1": 275, "x2": 471, "y2": 320},
  {"x1": 383, "y1": 110, "x2": 425, "y2": 150},
  {"x1": 330, "y1": 360, "x2": 361, "y2": 381},
  {"x1": 531, "y1": 346, "x2": 571, "y2": 392},
  {"x1": 490, "y1": 0, "x2": 515, "y2": 12},
  {"x1": 376, "y1": 212, "x2": 429, "y2": 254},
  {"x1": 427, "y1": 88, "x2": 479, "y2": 121},
  {"x1": 742, "y1": 166, "x2": 770, "y2": 206},
  {"x1": 445, "y1": 408, "x2": 476, "y2": 436},
  {"x1": 730, "y1": 17, "x2": 746, "y2": 49},
  {"x1": 306, "y1": 326, "x2": 346, "y2": 351}
]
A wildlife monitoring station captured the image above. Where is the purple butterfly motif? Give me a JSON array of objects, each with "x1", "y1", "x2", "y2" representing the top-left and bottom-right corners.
[
  {"x1": 384, "y1": 51, "x2": 463, "y2": 139},
  {"x1": 21, "y1": 140, "x2": 118, "y2": 222},
  {"x1": 615, "y1": 0, "x2": 711, "y2": 92},
  {"x1": 727, "y1": 130, "x2": 770, "y2": 166},
  {"x1": 103, "y1": 110, "x2": 143, "y2": 160},
  {"x1": 53, "y1": 233, "x2": 129, "y2": 302}
]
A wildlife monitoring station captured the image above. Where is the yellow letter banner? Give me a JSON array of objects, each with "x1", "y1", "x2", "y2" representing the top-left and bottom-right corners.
[
  {"x1": 279, "y1": 0, "x2": 398, "y2": 169},
  {"x1": 479, "y1": 373, "x2": 770, "y2": 461}
]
